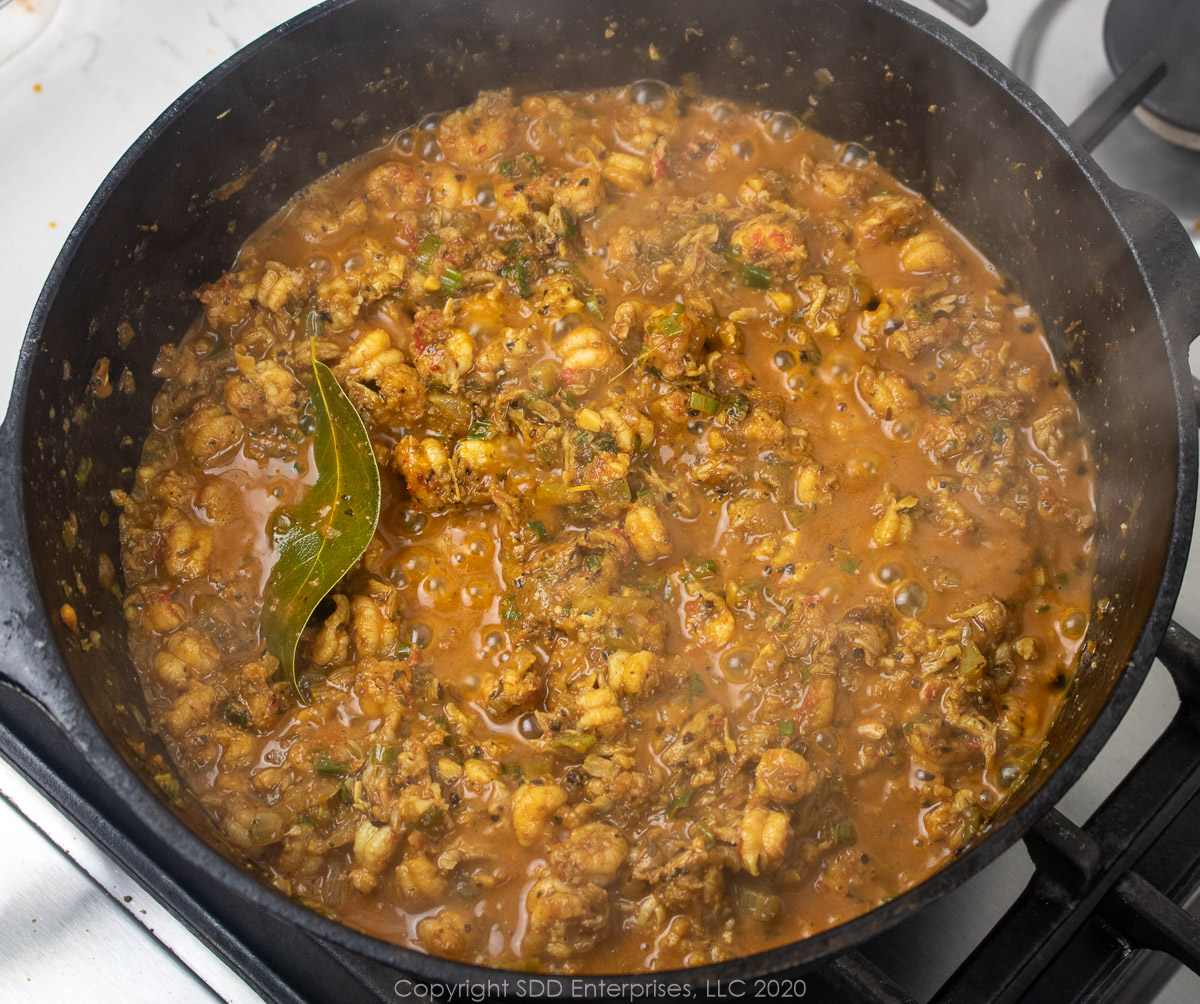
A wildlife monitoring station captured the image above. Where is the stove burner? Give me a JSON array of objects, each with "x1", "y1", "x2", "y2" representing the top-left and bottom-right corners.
[{"x1": 1105, "y1": 0, "x2": 1200, "y2": 147}]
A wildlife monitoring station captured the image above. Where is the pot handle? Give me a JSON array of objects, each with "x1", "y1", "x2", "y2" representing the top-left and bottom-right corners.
[
  {"x1": 0, "y1": 408, "x2": 81, "y2": 730},
  {"x1": 1069, "y1": 55, "x2": 1200, "y2": 355},
  {"x1": 930, "y1": 0, "x2": 987, "y2": 26},
  {"x1": 1109, "y1": 188, "x2": 1200, "y2": 354}
]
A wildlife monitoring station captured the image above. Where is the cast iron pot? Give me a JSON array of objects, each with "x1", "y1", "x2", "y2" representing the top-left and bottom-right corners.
[{"x1": 2, "y1": 0, "x2": 1199, "y2": 990}]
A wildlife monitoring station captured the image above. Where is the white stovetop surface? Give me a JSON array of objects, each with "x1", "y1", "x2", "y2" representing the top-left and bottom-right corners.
[{"x1": 1, "y1": 2, "x2": 1199, "y2": 1002}]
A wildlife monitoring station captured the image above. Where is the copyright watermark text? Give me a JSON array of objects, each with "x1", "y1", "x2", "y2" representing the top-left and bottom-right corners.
[{"x1": 393, "y1": 977, "x2": 807, "y2": 1000}]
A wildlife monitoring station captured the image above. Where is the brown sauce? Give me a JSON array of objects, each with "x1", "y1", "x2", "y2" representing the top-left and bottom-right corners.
[{"x1": 118, "y1": 83, "x2": 1095, "y2": 972}]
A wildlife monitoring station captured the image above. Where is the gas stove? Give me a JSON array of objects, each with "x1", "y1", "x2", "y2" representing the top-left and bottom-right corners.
[{"x1": 1, "y1": 1, "x2": 1199, "y2": 1002}]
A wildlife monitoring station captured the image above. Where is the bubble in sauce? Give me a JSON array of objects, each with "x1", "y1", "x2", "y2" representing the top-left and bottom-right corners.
[
  {"x1": 465, "y1": 581, "x2": 492, "y2": 607},
  {"x1": 1061, "y1": 609, "x2": 1087, "y2": 640},
  {"x1": 894, "y1": 580, "x2": 929, "y2": 617},
  {"x1": 401, "y1": 510, "x2": 429, "y2": 535},
  {"x1": 722, "y1": 648, "x2": 755, "y2": 682},
  {"x1": 418, "y1": 134, "x2": 443, "y2": 162},
  {"x1": 840, "y1": 142, "x2": 871, "y2": 167},
  {"x1": 711, "y1": 103, "x2": 735, "y2": 123},
  {"x1": 766, "y1": 112, "x2": 799, "y2": 142},
  {"x1": 629, "y1": 79, "x2": 669, "y2": 110},
  {"x1": 409, "y1": 622, "x2": 434, "y2": 649}
]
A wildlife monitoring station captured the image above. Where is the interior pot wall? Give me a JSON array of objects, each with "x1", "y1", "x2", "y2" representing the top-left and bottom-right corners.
[{"x1": 20, "y1": 0, "x2": 1176, "y2": 878}]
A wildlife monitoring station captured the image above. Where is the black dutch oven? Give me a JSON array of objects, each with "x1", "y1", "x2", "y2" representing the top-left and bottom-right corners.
[{"x1": 2, "y1": 0, "x2": 1199, "y2": 991}]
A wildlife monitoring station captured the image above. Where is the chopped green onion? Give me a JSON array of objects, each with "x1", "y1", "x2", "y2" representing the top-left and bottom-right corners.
[
  {"x1": 498, "y1": 160, "x2": 516, "y2": 178},
  {"x1": 158, "y1": 777, "x2": 180, "y2": 801},
  {"x1": 688, "y1": 391, "x2": 720, "y2": 414},
  {"x1": 652, "y1": 313, "x2": 683, "y2": 338},
  {"x1": 503, "y1": 238, "x2": 522, "y2": 257},
  {"x1": 696, "y1": 821, "x2": 717, "y2": 844},
  {"x1": 688, "y1": 673, "x2": 706, "y2": 702},
  {"x1": 519, "y1": 152, "x2": 539, "y2": 177},
  {"x1": 840, "y1": 557, "x2": 860, "y2": 574},
  {"x1": 743, "y1": 264, "x2": 772, "y2": 289},
  {"x1": 466, "y1": 418, "x2": 493, "y2": 440},
  {"x1": 337, "y1": 781, "x2": 352, "y2": 804},
  {"x1": 554, "y1": 731, "x2": 597, "y2": 755},
  {"x1": 440, "y1": 265, "x2": 464, "y2": 295},
  {"x1": 834, "y1": 821, "x2": 857, "y2": 846},
  {"x1": 75, "y1": 456, "x2": 93, "y2": 489},
  {"x1": 414, "y1": 805, "x2": 445, "y2": 834},
  {"x1": 314, "y1": 751, "x2": 349, "y2": 777},
  {"x1": 688, "y1": 557, "x2": 718, "y2": 578},
  {"x1": 1037, "y1": 603, "x2": 1050, "y2": 613},
  {"x1": 443, "y1": 734, "x2": 456, "y2": 747},
  {"x1": 778, "y1": 721, "x2": 796, "y2": 736},
  {"x1": 414, "y1": 233, "x2": 441, "y2": 273},
  {"x1": 583, "y1": 554, "x2": 601, "y2": 571},
  {"x1": 500, "y1": 255, "x2": 533, "y2": 298},
  {"x1": 499, "y1": 762, "x2": 524, "y2": 779},
  {"x1": 500, "y1": 596, "x2": 521, "y2": 620},
  {"x1": 667, "y1": 787, "x2": 694, "y2": 817},
  {"x1": 528, "y1": 520, "x2": 549, "y2": 540},
  {"x1": 223, "y1": 701, "x2": 250, "y2": 729},
  {"x1": 583, "y1": 295, "x2": 605, "y2": 321}
]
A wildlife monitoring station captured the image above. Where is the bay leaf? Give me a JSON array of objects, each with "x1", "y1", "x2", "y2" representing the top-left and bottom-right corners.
[{"x1": 261, "y1": 343, "x2": 381, "y2": 694}]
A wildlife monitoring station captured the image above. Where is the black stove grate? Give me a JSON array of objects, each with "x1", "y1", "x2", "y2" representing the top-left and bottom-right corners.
[{"x1": 4, "y1": 623, "x2": 1200, "y2": 1002}]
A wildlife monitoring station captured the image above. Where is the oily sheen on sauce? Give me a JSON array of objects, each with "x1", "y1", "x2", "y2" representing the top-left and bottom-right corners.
[{"x1": 117, "y1": 83, "x2": 1095, "y2": 972}]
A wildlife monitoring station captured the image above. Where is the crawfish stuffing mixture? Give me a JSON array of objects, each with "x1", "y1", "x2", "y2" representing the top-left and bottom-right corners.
[{"x1": 119, "y1": 83, "x2": 1096, "y2": 972}]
